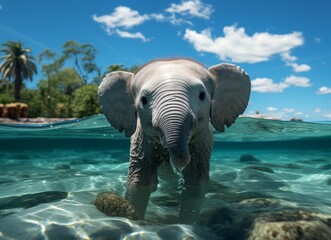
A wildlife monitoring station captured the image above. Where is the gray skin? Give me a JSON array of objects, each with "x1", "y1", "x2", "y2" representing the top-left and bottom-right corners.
[{"x1": 98, "y1": 59, "x2": 251, "y2": 223}]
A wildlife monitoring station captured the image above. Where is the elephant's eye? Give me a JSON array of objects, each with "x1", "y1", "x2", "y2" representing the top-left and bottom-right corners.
[
  {"x1": 141, "y1": 96, "x2": 148, "y2": 105},
  {"x1": 199, "y1": 91, "x2": 205, "y2": 101}
]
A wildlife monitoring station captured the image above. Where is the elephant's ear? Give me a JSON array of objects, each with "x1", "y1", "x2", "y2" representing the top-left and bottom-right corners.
[
  {"x1": 98, "y1": 71, "x2": 137, "y2": 137},
  {"x1": 208, "y1": 63, "x2": 251, "y2": 132}
]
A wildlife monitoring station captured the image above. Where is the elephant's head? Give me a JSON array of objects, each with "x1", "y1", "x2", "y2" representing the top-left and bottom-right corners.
[{"x1": 98, "y1": 59, "x2": 250, "y2": 172}]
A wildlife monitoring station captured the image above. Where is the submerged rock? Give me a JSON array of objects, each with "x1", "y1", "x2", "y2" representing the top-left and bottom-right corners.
[
  {"x1": 199, "y1": 206, "x2": 254, "y2": 240},
  {"x1": 319, "y1": 164, "x2": 331, "y2": 170},
  {"x1": 244, "y1": 166, "x2": 274, "y2": 173},
  {"x1": 216, "y1": 172, "x2": 238, "y2": 181},
  {"x1": 94, "y1": 192, "x2": 138, "y2": 220},
  {"x1": 70, "y1": 158, "x2": 99, "y2": 165},
  {"x1": 239, "y1": 198, "x2": 284, "y2": 209},
  {"x1": 302, "y1": 158, "x2": 329, "y2": 164},
  {"x1": 54, "y1": 164, "x2": 71, "y2": 170},
  {"x1": 240, "y1": 154, "x2": 261, "y2": 163},
  {"x1": 326, "y1": 178, "x2": 331, "y2": 186},
  {"x1": 197, "y1": 206, "x2": 331, "y2": 240},
  {"x1": 282, "y1": 163, "x2": 302, "y2": 169},
  {"x1": 238, "y1": 169, "x2": 285, "y2": 190},
  {"x1": 0, "y1": 191, "x2": 68, "y2": 210},
  {"x1": 248, "y1": 211, "x2": 331, "y2": 240}
]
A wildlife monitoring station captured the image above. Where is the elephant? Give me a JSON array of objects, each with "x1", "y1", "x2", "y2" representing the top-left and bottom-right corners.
[{"x1": 98, "y1": 59, "x2": 251, "y2": 223}]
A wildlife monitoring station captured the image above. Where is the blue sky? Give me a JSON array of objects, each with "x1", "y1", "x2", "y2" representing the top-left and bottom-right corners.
[{"x1": 1, "y1": 0, "x2": 331, "y2": 121}]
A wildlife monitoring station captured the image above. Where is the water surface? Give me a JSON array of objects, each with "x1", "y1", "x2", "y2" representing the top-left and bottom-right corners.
[{"x1": 0, "y1": 115, "x2": 330, "y2": 239}]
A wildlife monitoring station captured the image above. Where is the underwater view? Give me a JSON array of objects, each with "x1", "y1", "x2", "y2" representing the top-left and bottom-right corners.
[{"x1": 0, "y1": 114, "x2": 330, "y2": 239}]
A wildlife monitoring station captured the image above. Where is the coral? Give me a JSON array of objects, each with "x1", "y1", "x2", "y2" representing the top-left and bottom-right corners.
[{"x1": 94, "y1": 192, "x2": 138, "y2": 220}]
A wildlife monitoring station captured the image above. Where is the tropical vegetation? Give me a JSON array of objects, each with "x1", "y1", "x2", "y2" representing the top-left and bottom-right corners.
[
  {"x1": 0, "y1": 41, "x2": 37, "y2": 102},
  {"x1": 0, "y1": 40, "x2": 138, "y2": 118}
]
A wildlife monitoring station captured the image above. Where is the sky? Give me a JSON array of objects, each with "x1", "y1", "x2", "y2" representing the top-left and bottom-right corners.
[{"x1": 0, "y1": 0, "x2": 331, "y2": 121}]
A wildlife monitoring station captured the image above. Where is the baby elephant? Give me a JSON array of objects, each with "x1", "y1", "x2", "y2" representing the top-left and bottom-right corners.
[{"x1": 98, "y1": 59, "x2": 250, "y2": 223}]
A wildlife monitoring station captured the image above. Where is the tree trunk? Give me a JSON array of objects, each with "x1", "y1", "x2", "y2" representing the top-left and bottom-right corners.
[{"x1": 14, "y1": 70, "x2": 22, "y2": 102}]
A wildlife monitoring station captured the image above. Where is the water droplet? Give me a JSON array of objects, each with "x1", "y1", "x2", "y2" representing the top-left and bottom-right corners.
[
  {"x1": 178, "y1": 176, "x2": 185, "y2": 190},
  {"x1": 178, "y1": 177, "x2": 185, "y2": 186},
  {"x1": 170, "y1": 161, "x2": 186, "y2": 190}
]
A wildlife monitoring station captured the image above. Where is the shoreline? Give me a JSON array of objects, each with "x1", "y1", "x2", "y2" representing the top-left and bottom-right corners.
[{"x1": 0, "y1": 117, "x2": 77, "y2": 125}]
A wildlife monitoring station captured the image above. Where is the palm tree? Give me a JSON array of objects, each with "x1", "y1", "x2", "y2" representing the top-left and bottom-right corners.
[{"x1": 0, "y1": 41, "x2": 37, "y2": 101}]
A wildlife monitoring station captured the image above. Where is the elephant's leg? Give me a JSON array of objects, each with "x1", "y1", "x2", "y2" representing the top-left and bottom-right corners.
[
  {"x1": 125, "y1": 181, "x2": 153, "y2": 220},
  {"x1": 179, "y1": 131, "x2": 213, "y2": 224},
  {"x1": 125, "y1": 124, "x2": 164, "y2": 219}
]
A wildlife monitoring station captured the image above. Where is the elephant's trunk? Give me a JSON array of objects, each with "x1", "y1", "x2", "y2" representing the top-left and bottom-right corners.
[
  {"x1": 153, "y1": 90, "x2": 195, "y2": 172},
  {"x1": 161, "y1": 111, "x2": 193, "y2": 172}
]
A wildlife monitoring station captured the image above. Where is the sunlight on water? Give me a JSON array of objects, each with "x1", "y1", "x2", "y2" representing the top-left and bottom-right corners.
[{"x1": 0, "y1": 114, "x2": 330, "y2": 239}]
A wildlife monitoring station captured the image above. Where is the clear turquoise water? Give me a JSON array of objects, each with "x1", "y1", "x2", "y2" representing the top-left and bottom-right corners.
[{"x1": 0, "y1": 115, "x2": 330, "y2": 239}]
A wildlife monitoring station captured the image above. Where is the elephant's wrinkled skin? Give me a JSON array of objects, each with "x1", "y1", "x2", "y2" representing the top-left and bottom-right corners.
[{"x1": 98, "y1": 59, "x2": 251, "y2": 223}]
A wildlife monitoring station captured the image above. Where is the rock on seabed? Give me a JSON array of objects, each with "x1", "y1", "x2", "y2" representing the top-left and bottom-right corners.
[
  {"x1": 94, "y1": 192, "x2": 138, "y2": 220},
  {"x1": 248, "y1": 211, "x2": 331, "y2": 240}
]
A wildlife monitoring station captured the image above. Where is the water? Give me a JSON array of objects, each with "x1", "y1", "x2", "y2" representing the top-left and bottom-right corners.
[{"x1": 0, "y1": 115, "x2": 330, "y2": 239}]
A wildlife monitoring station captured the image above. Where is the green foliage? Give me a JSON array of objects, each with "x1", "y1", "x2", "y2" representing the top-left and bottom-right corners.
[
  {"x1": 106, "y1": 64, "x2": 127, "y2": 72},
  {"x1": 38, "y1": 68, "x2": 84, "y2": 117},
  {"x1": 1, "y1": 39, "x2": 140, "y2": 118},
  {"x1": 62, "y1": 40, "x2": 99, "y2": 84},
  {"x1": 20, "y1": 89, "x2": 44, "y2": 117},
  {"x1": 71, "y1": 84, "x2": 101, "y2": 118},
  {"x1": 0, "y1": 92, "x2": 14, "y2": 104},
  {"x1": 0, "y1": 41, "x2": 37, "y2": 101},
  {"x1": 38, "y1": 49, "x2": 65, "y2": 76}
]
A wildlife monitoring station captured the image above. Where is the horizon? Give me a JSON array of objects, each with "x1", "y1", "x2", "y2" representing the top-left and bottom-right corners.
[{"x1": 0, "y1": 0, "x2": 331, "y2": 121}]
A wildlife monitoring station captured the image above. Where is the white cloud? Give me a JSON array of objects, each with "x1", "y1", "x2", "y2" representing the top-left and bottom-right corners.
[
  {"x1": 149, "y1": 13, "x2": 166, "y2": 22},
  {"x1": 166, "y1": 0, "x2": 213, "y2": 19},
  {"x1": 284, "y1": 75, "x2": 311, "y2": 87},
  {"x1": 280, "y1": 52, "x2": 297, "y2": 62},
  {"x1": 281, "y1": 51, "x2": 311, "y2": 72},
  {"x1": 115, "y1": 30, "x2": 150, "y2": 42},
  {"x1": 252, "y1": 75, "x2": 311, "y2": 93},
  {"x1": 314, "y1": 108, "x2": 322, "y2": 113},
  {"x1": 93, "y1": 6, "x2": 149, "y2": 30},
  {"x1": 288, "y1": 63, "x2": 311, "y2": 72},
  {"x1": 184, "y1": 25, "x2": 304, "y2": 63},
  {"x1": 251, "y1": 78, "x2": 288, "y2": 93},
  {"x1": 93, "y1": 6, "x2": 151, "y2": 41},
  {"x1": 283, "y1": 108, "x2": 295, "y2": 113},
  {"x1": 316, "y1": 86, "x2": 331, "y2": 94},
  {"x1": 324, "y1": 114, "x2": 331, "y2": 119},
  {"x1": 92, "y1": 3, "x2": 209, "y2": 41},
  {"x1": 267, "y1": 107, "x2": 278, "y2": 111},
  {"x1": 315, "y1": 37, "x2": 321, "y2": 43},
  {"x1": 167, "y1": 14, "x2": 193, "y2": 25}
]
